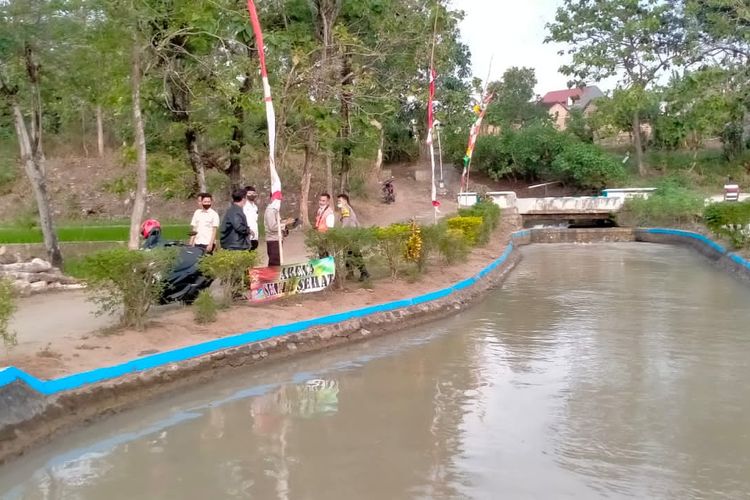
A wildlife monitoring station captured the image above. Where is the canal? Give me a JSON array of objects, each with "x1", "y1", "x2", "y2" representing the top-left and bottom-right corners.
[{"x1": 1, "y1": 243, "x2": 749, "y2": 499}]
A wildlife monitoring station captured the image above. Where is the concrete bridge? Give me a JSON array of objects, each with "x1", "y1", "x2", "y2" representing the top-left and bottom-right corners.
[{"x1": 457, "y1": 189, "x2": 656, "y2": 224}]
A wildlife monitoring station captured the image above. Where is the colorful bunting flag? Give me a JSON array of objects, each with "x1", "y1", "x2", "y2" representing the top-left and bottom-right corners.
[{"x1": 460, "y1": 93, "x2": 493, "y2": 193}]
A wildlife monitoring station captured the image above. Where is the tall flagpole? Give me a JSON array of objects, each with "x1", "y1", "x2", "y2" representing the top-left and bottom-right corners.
[
  {"x1": 246, "y1": 0, "x2": 284, "y2": 264},
  {"x1": 427, "y1": 10, "x2": 440, "y2": 223}
]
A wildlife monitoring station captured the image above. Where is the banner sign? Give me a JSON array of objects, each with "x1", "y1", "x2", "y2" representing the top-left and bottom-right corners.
[{"x1": 249, "y1": 257, "x2": 335, "y2": 302}]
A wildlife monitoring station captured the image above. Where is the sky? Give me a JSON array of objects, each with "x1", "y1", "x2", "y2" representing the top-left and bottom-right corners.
[{"x1": 454, "y1": 0, "x2": 618, "y2": 96}]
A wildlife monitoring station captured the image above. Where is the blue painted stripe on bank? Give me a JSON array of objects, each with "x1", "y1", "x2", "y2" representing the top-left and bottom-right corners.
[
  {"x1": 642, "y1": 228, "x2": 750, "y2": 270},
  {"x1": 0, "y1": 238, "x2": 523, "y2": 396}
]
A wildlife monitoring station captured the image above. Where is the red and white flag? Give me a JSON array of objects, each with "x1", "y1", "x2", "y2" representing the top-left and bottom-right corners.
[
  {"x1": 246, "y1": 0, "x2": 281, "y2": 202},
  {"x1": 426, "y1": 67, "x2": 440, "y2": 209}
]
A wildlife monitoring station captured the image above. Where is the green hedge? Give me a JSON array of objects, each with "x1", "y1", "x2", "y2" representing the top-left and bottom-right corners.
[
  {"x1": 446, "y1": 216, "x2": 483, "y2": 246},
  {"x1": 458, "y1": 200, "x2": 502, "y2": 245}
]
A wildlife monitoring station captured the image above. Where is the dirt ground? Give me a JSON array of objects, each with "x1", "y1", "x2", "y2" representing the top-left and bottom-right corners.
[
  {"x1": 2, "y1": 221, "x2": 515, "y2": 380},
  {"x1": 1, "y1": 162, "x2": 519, "y2": 380}
]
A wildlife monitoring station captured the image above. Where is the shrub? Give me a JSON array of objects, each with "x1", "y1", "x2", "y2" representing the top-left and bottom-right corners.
[
  {"x1": 503, "y1": 122, "x2": 572, "y2": 180},
  {"x1": 704, "y1": 201, "x2": 750, "y2": 249},
  {"x1": 446, "y1": 216, "x2": 484, "y2": 247},
  {"x1": 0, "y1": 278, "x2": 17, "y2": 347},
  {"x1": 193, "y1": 289, "x2": 218, "y2": 324},
  {"x1": 305, "y1": 227, "x2": 376, "y2": 288},
  {"x1": 471, "y1": 134, "x2": 514, "y2": 180},
  {"x1": 459, "y1": 200, "x2": 501, "y2": 245},
  {"x1": 198, "y1": 250, "x2": 258, "y2": 307},
  {"x1": 403, "y1": 220, "x2": 423, "y2": 265},
  {"x1": 436, "y1": 227, "x2": 470, "y2": 264},
  {"x1": 375, "y1": 224, "x2": 410, "y2": 279},
  {"x1": 617, "y1": 180, "x2": 705, "y2": 227},
  {"x1": 551, "y1": 142, "x2": 627, "y2": 190},
  {"x1": 80, "y1": 248, "x2": 177, "y2": 330}
]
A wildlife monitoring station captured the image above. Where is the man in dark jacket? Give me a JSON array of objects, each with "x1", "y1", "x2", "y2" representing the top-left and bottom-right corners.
[{"x1": 220, "y1": 189, "x2": 251, "y2": 250}]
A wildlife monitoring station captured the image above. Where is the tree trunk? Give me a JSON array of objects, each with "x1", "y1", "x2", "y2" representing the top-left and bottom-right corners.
[
  {"x1": 81, "y1": 109, "x2": 89, "y2": 157},
  {"x1": 632, "y1": 110, "x2": 646, "y2": 176},
  {"x1": 299, "y1": 132, "x2": 315, "y2": 227},
  {"x1": 185, "y1": 127, "x2": 207, "y2": 193},
  {"x1": 96, "y1": 105, "x2": 105, "y2": 157},
  {"x1": 325, "y1": 154, "x2": 333, "y2": 196},
  {"x1": 228, "y1": 120, "x2": 243, "y2": 193},
  {"x1": 338, "y1": 52, "x2": 353, "y2": 193},
  {"x1": 371, "y1": 119, "x2": 383, "y2": 176},
  {"x1": 128, "y1": 46, "x2": 148, "y2": 251},
  {"x1": 24, "y1": 43, "x2": 44, "y2": 159},
  {"x1": 228, "y1": 72, "x2": 252, "y2": 194},
  {"x1": 11, "y1": 104, "x2": 62, "y2": 267}
]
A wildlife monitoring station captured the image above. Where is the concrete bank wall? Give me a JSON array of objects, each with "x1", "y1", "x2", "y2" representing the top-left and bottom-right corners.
[
  {"x1": 635, "y1": 228, "x2": 750, "y2": 282},
  {"x1": 1, "y1": 226, "x2": 747, "y2": 463}
]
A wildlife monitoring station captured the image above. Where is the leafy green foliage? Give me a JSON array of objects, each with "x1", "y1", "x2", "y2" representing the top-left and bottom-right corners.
[
  {"x1": 617, "y1": 180, "x2": 705, "y2": 227},
  {"x1": 436, "y1": 228, "x2": 470, "y2": 264},
  {"x1": 565, "y1": 108, "x2": 594, "y2": 143},
  {"x1": 446, "y1": 216, "x2": 483, "y2": 247},
  {"x1": 551, "y1": 142, "x2": 626, "y2": 190},
  {"x1": 704, "y1": 201, "x2": 750, "y2": 249},
  {"x1": 193, "y1": 289, "x2": 218, "y2": 324},
  {"x1": 485, "y1": 67, "x2": 548, "y2": 127},
  {"x1": 375, "y1": 224, "x2": 410, "y2": 279},
  {"x1": 654, "y1": 68, "x2": 740, "y2": 153},
  {"x1": 473, "y1": 122, "x2": 571, "y2": 181},
  {"x1": 472, "y1": 122, "x2": 624, "y2": 190},
  {"x1": 458, "y1": 200, "x2": 502, "y2": 245},
  {"x1": 80, "y1": 248, "x2": 177, "y2": 330},
  {"x1": 0, "y1": 278, "x2": 17, "y2": 348},
  {"x1": 305, "y1": 228, "x2": 376, "y2": 289},
  {"x1": 198, "y1": 250, "x2": 258, "y2": 307}
]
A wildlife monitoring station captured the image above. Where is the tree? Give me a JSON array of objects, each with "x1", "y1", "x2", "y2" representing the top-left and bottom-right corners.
[
  {"x1": 485, "y1": 67, "x2": 547, "y2": 128},
  {"x1": 654, "y1": 69, "x2": 736, "y2": 158},
  {"x1": 592, "y1": 86, "x2": 660, "y2": 147},
  {"x1": 0, "y1": 0, "x2": 63, "y2": 266},
  {"x1": 546, "y1": 0, "x2": 692, "y2": 175},
  {"x1": 688, "y1": 0, "x2": 750, "y2": 155},
  {"x1": 566, "y1": 108, "x2": 594, "y2": 143}
]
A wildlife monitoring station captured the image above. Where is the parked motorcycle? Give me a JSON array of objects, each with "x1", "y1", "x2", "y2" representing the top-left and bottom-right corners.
[
  {"x1": 140, "y1": 219, "x2": 213, "y2": 305},
  {"x1": 381, "y1": 177, "x2": 396, "y2": 204}
]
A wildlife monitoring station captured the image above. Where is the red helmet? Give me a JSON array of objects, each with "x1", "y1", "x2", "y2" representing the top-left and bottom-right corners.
[{"x1": 140, "y1": 219, "x2": 161, "y2": 239}]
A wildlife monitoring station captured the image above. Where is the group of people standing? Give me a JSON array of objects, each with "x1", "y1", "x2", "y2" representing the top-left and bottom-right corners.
[
  {"x1": 188, "y1": 186, "x2": 283, "y2": 266},
  {"x1": 187, "y1": 188, "x2": 367, "y2": 278}
]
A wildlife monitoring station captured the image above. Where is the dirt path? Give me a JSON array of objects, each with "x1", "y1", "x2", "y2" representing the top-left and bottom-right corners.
[{"x1": 2, "y1": 169, "x2": 465, "y2": 372}]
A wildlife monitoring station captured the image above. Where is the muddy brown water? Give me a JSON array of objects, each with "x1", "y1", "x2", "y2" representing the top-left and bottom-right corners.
[{"x1": 2, "y1": 243, "x2": 750, "y2": 499}]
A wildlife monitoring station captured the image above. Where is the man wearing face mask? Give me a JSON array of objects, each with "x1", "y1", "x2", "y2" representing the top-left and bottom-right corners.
[
  {"x1": 264, "y1": 194, "x2": 283, "y2": 266},
  {"x1": 189, "y1": 192, "x2": 220, "y2": 253},
  {"x1": 220, "y1": 189, "x2": 251, "y2": 251},
  {"x1": 243, "y1": 185, "x2": 260, "y2": 251}
]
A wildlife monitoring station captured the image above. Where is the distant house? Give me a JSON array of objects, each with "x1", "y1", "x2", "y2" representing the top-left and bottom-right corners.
[{"x1": 540, "y1": 86, "x2": 604, "y2": 130}]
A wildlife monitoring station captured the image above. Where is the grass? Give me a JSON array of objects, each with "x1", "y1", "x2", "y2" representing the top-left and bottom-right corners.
[{"x1": 0, "y1": 224, "x2": 192, "y2": 244}]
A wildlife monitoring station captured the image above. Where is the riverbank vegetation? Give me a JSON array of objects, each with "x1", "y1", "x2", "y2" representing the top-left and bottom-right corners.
[{"x1": 306, "y1": 200, "x2": 500, "y2": 288}]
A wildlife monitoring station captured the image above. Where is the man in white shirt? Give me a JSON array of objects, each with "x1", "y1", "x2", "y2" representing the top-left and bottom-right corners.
[
  {"x1": 243, "y1": 185, "x2": 260, "y2": 250},
  {"x1": 189, "y1": 192, "x2": 220, "y2": 253}
]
